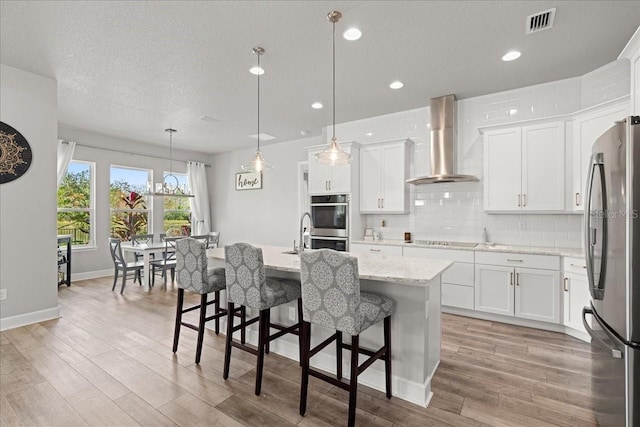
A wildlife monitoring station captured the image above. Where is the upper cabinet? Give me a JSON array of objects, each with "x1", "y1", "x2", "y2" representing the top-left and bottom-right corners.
[
  {"x1": 619, "y1": 26, "x2": 640, "y2": 115},
  {"x1": 307, "y1": 141, "x2": 359, "y2": 195},
  {"x1": 359, "y1": 139, "x2": 411, "y2": 214},
  {"x1": 483, "y1": 121, "x2": 565, "y2": 212},
  {"x1": 569, "y1": 99, "x2": 629, "y2": 211}
]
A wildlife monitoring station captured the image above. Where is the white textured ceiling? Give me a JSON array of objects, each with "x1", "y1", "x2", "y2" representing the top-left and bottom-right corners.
[{"x1": 1, "y1": 1, "x2": 638, "y2": 153}]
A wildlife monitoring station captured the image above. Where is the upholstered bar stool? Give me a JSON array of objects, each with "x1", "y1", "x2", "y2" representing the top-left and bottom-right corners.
[
  {"x1": 173, "y1": 237, "x2": 245, "y2": 364},
  {"x1": 223, "y1": 243, "x2": 303, "y2": 395},
  {"x1": 299, "y1": 249, "x2": 394, "y2": 427}
]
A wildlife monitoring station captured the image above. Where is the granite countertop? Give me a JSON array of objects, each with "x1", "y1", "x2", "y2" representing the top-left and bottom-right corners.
[
  {"x1": 207, "y1": 244, "x2": 452, "y2": 287},
  {"x1": 350, "y1": 239, "x2": 583, "y2": 257}
]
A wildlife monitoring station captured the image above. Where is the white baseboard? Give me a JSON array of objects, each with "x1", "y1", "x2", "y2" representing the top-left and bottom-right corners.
[
  {"x1": 442, "y1": 306, "x2": 567, "y2": 333},
  {"x1": 72, "y1": 269, "x2": 113, "y2": 281},
  {"x1": 563, "y1": 327, "x2": 591, "y2": 343},
  {"x1": 219, "y1": 322, "x2": 431, "y2": 407},
  {"x1": 0, "y1": 305, "x2": 61, "y2": 331}
]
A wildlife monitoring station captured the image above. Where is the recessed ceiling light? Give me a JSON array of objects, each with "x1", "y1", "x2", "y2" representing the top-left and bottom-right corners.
[
  {"x1": 343, "y1": 28, "x2": 362, "y2": 41},
  {"x1": 249, "y1": 66, "x2": 265, "y2": 75},
  {"x1": 300, "y1": 130, "x2": 310, "y2": 136},
  {"x1": 389, "y1": 81, "x2": 404, "y2": 89},
  {"x1": 502, "y1": 50, "x2": 521, "y2": 61},
  {"x1": 365, "y1": 132, "x2": 373, "y2": 137},
  {"x1": 508, "y1": 108, "x2": 519, "y2": 116},
  {"x1": 311, "y1": 102, "x2": 323, "y2": 109}
]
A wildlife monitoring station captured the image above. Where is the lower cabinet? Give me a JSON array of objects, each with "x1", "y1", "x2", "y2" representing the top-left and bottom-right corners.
[
  {"x1": 403, "y1": 247, "x2": 475, "y2": 310},
  {"x1": 474, "y1": 251, "x2": 560, "y2": 324},
  {"x1": 563, "y1": 257, "x2": 591, "y2": 334}
]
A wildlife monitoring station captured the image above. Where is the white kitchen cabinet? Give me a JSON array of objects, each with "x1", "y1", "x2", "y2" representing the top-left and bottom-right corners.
[
  {"x1": 570, "y1": 100, "x2": 628, "y2": 211},
  {"x1": 483, "y1": 121, "x2": 565, "y2": 212},
  {"x1": 562, "y1": 257, "x2": 591, "y2": 334},
  {"x1": 307, "y1": 142, "x2": 358, "y2": 194},
  {"x1": 474, "y1": 251, "x2": 560, "y2": 323},
  {"x1": 359, "y1": 140, "x2": 410, "y2": 213},
  {"x1": 349, "y1": 242, "x2": 403, "y2": 256},
  {"x1": 403, "y1": 246, "x2": 475, "y2": 310}
]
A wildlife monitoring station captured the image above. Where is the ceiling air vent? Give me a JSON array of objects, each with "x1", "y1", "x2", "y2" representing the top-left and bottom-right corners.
[{"x1": 526, "y1": 8, "x2": 556, "y2": 34}]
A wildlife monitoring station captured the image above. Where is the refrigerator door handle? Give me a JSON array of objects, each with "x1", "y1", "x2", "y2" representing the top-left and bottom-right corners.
[
  {"x1": 582, "y1": 307, "x2": 623, "y2": 359},
  {"x1": 583, "y1": 152, "x2": 607, "y2": 300}
]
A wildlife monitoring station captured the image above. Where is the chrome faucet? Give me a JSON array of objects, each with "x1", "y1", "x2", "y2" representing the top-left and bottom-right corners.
[{"x1": 299, "y1": 212, "x2": 312, "y2": 253}]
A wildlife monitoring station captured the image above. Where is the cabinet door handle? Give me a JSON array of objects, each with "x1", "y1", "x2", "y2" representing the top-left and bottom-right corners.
[
  {"x1": 328, "y1": 180, "x2": 331, "y2": 191},
  {"x1": 516, "y1": 273, "x2": 520, "y2": 286},
  {"x1": 510, "y1": 272, "x2": 514, "y2": 286},
  {"x1": 381, "y1": 198, "x2": 384, "y2": 209},
  {"x1": 564, "y1": 277, "x2": 569, "y2": 292},
  {"x1": 575, "y1": 192, "x2": 580, "y2": 206},
  {"x1": 507, "y1": 259, "x2": 523, "y2": 262},
  {"x1": 523, "y1": 194, "x2": 527, "y2": 207},
  {"x1": 517, "y1": 194, "x2": 521, "y2": 207}
]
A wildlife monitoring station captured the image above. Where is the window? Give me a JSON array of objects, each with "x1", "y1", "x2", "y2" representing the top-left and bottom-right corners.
[
  {"x1": 110, "y1": 166, "x2": 151, "y2": 241},
  {"x1": 163, "y1": 172, "x2": 191, "y2": 236},
  {"x1": 57, "y1": 161, "x2": 95, "y2": 246}
]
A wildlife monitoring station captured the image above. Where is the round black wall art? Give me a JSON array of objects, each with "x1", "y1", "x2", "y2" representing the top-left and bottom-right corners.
[{"x1": 0, "y1": 121, "x2": 33, "y2": 184}]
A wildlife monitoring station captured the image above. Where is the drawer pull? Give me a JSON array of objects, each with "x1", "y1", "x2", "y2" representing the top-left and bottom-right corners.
[
  {"x1": 369, "y1": 249, "x2": 381, "y2": 252},
  {"x1": 507, "y1": 259, "x2": 523, "y2": 262},
  {"x1": 564, "y1": 277, "x2": 569, "y2": 292},
  {"x1": 569, "y1": 263, "x2": 586, "y2": 269}
]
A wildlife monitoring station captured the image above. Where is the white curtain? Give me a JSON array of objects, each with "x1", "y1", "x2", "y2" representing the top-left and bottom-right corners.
[
  {"x1": 57, "y1": 140, "x2": 76, "y2": 187},
  {"x1": 187, "y1": 161, "x2": 211, "y2": 235}
]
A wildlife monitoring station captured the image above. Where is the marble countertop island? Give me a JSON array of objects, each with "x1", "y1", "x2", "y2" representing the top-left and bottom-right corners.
[{"x1": 207, "y1": 244, "x2": 451, "y2": 407}]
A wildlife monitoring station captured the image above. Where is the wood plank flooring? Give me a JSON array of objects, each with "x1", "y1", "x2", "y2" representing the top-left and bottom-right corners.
[{"x1": 0, "y1": 277, "x2": 597, "y2": 426}]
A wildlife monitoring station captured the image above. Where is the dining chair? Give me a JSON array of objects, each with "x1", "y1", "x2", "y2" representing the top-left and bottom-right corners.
[
  {"x1": 207, "y1": 232, "x2": 220, "y2": 248},
  {"x1": 190, "y1": 235, "x2": 210, "y2": 246},
  {"x1": 108, "y1": 237, "x2": 144, "y2": 294},
  {"x1": 299, "y1": 249, "x2": 394, "y2": 427},
  {"x1": 131, "y1": 233, "x2": 154, "y2": 285},
  {"x1": 150, "y1": 236, "x2": 180, "y2": 288},
  {"x1": 223, "y1": 242, "x2": 303, "y2": 396}
]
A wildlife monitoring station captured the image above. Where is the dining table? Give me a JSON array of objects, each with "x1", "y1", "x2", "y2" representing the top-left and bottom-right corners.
[{"x1": 120, "y1": 241, "x2": 169, "y2": 292}]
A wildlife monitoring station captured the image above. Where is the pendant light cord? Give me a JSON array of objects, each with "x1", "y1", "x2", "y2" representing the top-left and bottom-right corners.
[
  {"x1": 332, "y1": 17, "x2": 336, "y2": 141},
  {"x1": 169, "y1": 131, "x2": 173, "y2": 174}
]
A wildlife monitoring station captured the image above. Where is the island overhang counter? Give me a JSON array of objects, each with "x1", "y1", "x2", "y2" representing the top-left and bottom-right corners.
[{"x1": 206, "y1": 245, "x2": 452, "y2": 407}]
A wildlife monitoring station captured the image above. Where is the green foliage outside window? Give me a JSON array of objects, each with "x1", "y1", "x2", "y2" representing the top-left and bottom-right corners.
[
  {"x1": 110, "y1": 179, "x2": 148, "y2": 241},
  {"x1": 57, "y1": 164, "x2": 92, "y2": 245}
]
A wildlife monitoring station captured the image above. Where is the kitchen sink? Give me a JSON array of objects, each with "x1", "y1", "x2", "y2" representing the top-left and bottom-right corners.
[{"x1": 281, "y1": 250, "x2": 300, "y2": 255}]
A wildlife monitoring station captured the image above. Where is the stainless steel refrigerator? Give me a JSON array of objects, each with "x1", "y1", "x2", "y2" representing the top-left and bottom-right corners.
[{"x1": 583, "y1": 116, "x2": 640, "y2": 427}]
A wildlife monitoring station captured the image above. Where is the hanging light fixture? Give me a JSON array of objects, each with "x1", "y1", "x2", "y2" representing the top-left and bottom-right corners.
[
  {"x1": 241, "y1": 46, "x2": 273, "y2": 173},
  {"x1": 315, "y1": 10, "x2": 351, "y2": 166},
  {"x1": 146, "y1": 128, "x2": 193, "y2": 197}
]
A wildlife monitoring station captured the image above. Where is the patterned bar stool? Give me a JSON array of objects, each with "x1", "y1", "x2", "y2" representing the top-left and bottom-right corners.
[
  {"x1": 299, "y1": 249, "x2": 394, "y2": 427},
  {"x1": 223, "y1": 243, "x2": 302, "y2": 395},
  {"x1": 174, "y1": 237, "x2": 245, "y2": 364}
]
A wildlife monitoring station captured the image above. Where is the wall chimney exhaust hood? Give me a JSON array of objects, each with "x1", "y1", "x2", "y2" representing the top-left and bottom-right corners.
[{"x1": 407, "y1": 94, "x2": 479, "y2": 184}]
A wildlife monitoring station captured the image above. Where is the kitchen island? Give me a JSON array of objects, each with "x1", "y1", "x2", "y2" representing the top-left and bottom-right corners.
[{"x1": 206, "y1": 245, "x2": 452, "y2": 407}]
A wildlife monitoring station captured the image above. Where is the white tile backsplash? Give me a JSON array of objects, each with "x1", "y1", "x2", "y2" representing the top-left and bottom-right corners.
[{"x1": 349, "y1": 59, "x2": 630, "y2": 249}]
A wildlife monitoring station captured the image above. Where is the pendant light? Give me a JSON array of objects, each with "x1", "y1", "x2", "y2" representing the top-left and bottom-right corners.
[
  {"x1": 241, "y1": 46, "x2": 273, "y2": 173},
  {"x1": 146, "y1": 128, "x2": 193, "y2": 197},
  {"x1": 315, "y1": 10, "x2": 351, "y2": 166}
]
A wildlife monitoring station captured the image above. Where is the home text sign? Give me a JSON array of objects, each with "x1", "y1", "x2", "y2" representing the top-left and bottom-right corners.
[{"x1": 236, "y1": 172, "x2": 262, "y2": 190}]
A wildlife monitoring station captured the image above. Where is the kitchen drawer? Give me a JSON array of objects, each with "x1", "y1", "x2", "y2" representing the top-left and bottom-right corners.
[
  {"x1": 349, "y1": 243, "x2": 403, "y2": 256},
  {"x1": 402, "y1": 246, "x2": 474, "y2": 263},
  {"x1": 442, "y1": 283, "x2": 474, "y2": 310},
  {"x1": 442, "y1": 263, "x2": 474, "y2": 287},
  {"x1": 563, "y1": 256, "x2": 587, "y2": 276},
  {"x1": 475, "y1": 251, "x2": 559, "y2": 270}
]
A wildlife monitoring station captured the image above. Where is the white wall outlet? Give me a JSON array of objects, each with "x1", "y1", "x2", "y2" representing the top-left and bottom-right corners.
[
  {"x1": 0, "y1": 289, "x2": 6, "y2": 301},
  {"x1": 518, "y1": 221, "x2": 526, "y2": 231},
  {"x1": 289, "y1": 307, "x2": 296, "y2": 321}
]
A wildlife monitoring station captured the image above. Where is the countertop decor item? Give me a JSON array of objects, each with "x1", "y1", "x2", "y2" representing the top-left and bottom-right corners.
[
  {"x1": 314, "y1": 11, "x2": 351, "y2": 166},
  {"x1": 0, "y1": 121, "x2": 33, "y2": 184},
  {"x1": 241, "y1": 46, "x2": 273, "y2": 173}
]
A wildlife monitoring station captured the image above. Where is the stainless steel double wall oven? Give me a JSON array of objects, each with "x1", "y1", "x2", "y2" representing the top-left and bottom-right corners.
[{"x1": 309, "y1": 194, "x2": 349, "y2": 251}]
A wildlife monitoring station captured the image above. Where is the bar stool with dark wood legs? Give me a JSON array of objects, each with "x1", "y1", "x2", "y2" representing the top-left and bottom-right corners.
[
  {"x1": 223, "y1": 243, "x2": 303, "y2": 395},
  {"x1": 299, "y1": 249, "x2": 394, "y2": 427},
  {"x1": 173, "y1": 237, "x2": 246, "y2": 364}
]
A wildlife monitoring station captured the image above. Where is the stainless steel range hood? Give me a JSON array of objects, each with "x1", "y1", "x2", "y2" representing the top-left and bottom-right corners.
[{"x1": 407, "y1": 94, "x2": 479, "y2": 184}]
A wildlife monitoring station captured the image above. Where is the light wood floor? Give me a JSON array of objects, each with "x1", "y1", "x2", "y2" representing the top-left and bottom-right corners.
[{"x1": 0, "y1": 277, "x2": 597, "y2": 426}]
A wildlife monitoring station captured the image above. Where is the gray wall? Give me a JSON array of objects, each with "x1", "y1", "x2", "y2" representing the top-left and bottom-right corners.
[{"x1": 1, "y1": 64, "x2": 59, "y2": 326}]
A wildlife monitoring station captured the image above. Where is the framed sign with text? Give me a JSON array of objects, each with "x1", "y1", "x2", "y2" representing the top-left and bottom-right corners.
[{"x1": 236, "y1": 171, "x2": 262, "y2": 190}]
